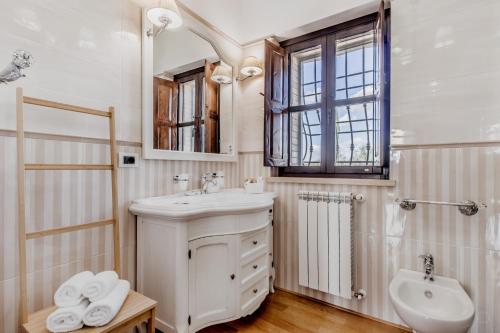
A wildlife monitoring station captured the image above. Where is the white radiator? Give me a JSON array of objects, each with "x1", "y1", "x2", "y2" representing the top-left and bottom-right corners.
[{"x1": 298, "y1": 191, "x2": 354, "y2": 299}]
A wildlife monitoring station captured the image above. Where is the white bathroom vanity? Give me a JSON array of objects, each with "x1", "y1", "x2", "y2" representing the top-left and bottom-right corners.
[{"x1": 129, "y1": 189, "x2": 276, "y2": 333}]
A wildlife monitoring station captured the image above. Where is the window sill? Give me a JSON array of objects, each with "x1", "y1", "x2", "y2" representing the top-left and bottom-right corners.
[{"x1": 266, "y1": 177, "x2": 396, "y2": 187}]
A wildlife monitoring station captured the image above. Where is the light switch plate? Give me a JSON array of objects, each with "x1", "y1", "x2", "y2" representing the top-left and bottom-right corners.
[{"x1": 118, "y1": 152, "x2": 139, "y2": 168}]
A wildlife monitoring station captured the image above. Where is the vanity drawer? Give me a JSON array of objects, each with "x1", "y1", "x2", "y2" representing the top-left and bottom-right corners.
[
  {"x1": 240, "y1": 276, "x2": 269, "y2": 314},
  {"x1": 240, "y1": 228, "x2": 268, "y2": 261},
  {"x1": 241, "y1": 253, "x2": 268, "y2": 287}
]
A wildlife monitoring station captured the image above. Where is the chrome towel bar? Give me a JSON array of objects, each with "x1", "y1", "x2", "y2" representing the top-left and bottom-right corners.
[{"x1": 396, "y1": 198, "x2": 486, "y2": 216}]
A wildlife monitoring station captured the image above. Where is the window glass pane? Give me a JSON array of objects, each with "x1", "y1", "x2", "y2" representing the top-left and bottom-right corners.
[
  {"x1": 337, "y1": 121, "x2": 351, "y2": 133},
  {"x1": 178, "y1": 126, "x2": 194, "y2": 152},
  {"x1": 200, "y1": 123, "x2": 205, "y2": 152},
  {"x1": 302, "y1": 60, "x2": 316, "y2": 84},
  {"x1": 179, "y1": 80, "x2": 196, "y2": 122},
  {"x1": 290, "y1": 109, "x2": 321, "y2": 167},
  {"x1": 290, "y1": 46, "x2": 322, "y2": 106},
  {"x1": 336, "y1": 105, "x2": 349, "y2": 121},
  {"x1": 364, "y1": 45, "x2": 374, "y2": 70},
  {"x1": 334, "y1": 30, "x2": 375, "y2": 101},
  {"x1": 364, "y1": 72, "x2": 374, "y2": 85},
  {"x1": 347, "y1": 74, "x2": 363, "y2": 88},
  {"x1": 303, "y1": 83, "x2": 316, "y2": 96},
  {"x1": 334, "y1": 102, "x2": 380, "y2": 167},
  {"x1": 336, "y1": 53, "x2": 346, "y2": 78},
  {"x1": 347, "y1": 48, "x2": 363, "y2": 75},
  {"x1": 336, "y1": 89, "x2": 346, "y2": 100},
  {"x1": 351, "y1": 120, "x2": 367, "y2": 132},
  {"x1": 336, "y1": 78, "x2": 346, "y2": 90},
  {"x1": 315, "y1": 61, "x2": 322, "y2": 80},
  {"x1": 347, "y1": 87, "x2": 363, "y2": 98},
  {"x1": 364, "y1": 85, "x2": 374, "y2": 96},
  {"x1": 201, "y1": 77, "x2": 206, "y2": 121},
  {"x1": 349, "y1": 103, "x2": 368, "y2": 120},
  {"x1": 315, "y1": 83, "x2": 322, "y2": 94},
  {"x1": 303, "y1": 95, "x2": 317, "y2": 104}
]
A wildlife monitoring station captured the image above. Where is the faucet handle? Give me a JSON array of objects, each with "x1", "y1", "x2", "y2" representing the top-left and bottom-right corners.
[{"x1": 419, "y1": 253, "x2": 434, "y2": 267}]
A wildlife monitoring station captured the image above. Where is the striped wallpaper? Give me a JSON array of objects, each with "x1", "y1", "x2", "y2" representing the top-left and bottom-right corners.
[
  {"x1": 1, "y1": 134, "x2": 499, "y2": 332},
  {"x1": 0, "y1": 135, "x2": 239, "y2": 332},
  {"x1": 239, "y1": 148, "x2": 500, "y2": 333}
]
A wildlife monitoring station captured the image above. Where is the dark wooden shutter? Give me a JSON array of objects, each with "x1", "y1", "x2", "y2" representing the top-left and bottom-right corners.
[
  {"x1": 204, "y1": 61, "x2": 220, "y2": 153},
  {"x1": 153, "y1": 77, "x2": 178, "y2": 150},
  {"x1": 264, "y1": 39, "x2": 289, "y2": 167},
  {"x1": 376, "y1": 1, "x2": 385, "y2": 101},
  {"x1": 376, "y1": 1, "x2": 389, "y2": 172}
]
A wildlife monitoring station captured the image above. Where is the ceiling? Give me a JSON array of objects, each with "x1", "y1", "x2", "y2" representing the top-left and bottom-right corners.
[
  {"x1": 183, "y1": 0, "x2": 380, "y2": 45},
  {"x1": 134, "y1": 0, "x2": 381, "y2": 45}
]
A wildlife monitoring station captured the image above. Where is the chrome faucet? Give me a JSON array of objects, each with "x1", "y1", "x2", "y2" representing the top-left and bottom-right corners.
[
  {"x1": 201, "y1": 172, "x2": 217, "y2": 194},
  {"x1": 419, "y1": 253, "x2": 434, "y2": 281}
]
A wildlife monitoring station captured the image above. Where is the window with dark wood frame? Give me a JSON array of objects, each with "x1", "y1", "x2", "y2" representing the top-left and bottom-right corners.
[
  {"x1": 175, "y1": 68, "x2": 205, "y2": 152},
  {"x1": 153, "y1": 61, "x2": 220, "y2": 153},
  {"x1": 264, "y1": 5, "x2": 390, "y2": 178}
]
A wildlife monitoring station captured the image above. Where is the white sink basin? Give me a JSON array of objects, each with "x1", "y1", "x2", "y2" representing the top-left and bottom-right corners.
[
  {"x1": 129, "y1": 188, "x2": 276, "y2": 219},
  {"x1": 389, "y1": 269, "x2": 474, "y2": 333}
]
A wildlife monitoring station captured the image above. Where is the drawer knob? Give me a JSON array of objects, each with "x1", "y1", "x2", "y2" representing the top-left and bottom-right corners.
[
  {"x1": 230, "y1": 274, "x2": 235, "y2": 280},
  {"x1": 252, "y1": 240, "x2": 258, "y2": 245},
  {"x1": 253, "y1": 265, "x2": 258, "y2": 269},
  {"x1": 253, "y1": 289, "x2": 258, "y2": 294}
]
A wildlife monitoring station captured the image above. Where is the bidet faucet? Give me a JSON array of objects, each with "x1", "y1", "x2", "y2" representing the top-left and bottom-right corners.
[{"x1": 419, "y1": 253, "x2": 434, "y2": 281}]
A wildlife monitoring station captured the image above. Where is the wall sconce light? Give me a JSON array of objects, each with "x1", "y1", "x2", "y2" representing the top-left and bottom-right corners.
[
  {"x1": 237, "y1": 56, "x2": 263, "y2": 81},
  {"x1": 211, "y1": 65, "x2": 232, "y2": 84},
  {"x1": 146, "y1": 0, "x2": 183, "y2": 37}
]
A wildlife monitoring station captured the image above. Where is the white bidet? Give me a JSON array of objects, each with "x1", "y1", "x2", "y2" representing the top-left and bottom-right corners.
[{"x1": 389, "y1": 269, "x2": 474, "y2": 333}]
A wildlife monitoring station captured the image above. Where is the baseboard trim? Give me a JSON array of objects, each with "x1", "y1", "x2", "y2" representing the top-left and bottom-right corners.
[{"x1": 274, "y1": 287, "x2": 411, "y2": 332}]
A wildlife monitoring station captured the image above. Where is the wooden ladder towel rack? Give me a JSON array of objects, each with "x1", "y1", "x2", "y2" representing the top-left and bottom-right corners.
[{"x1": 16, "y1": 88, "x2": 157, "y2": 333}]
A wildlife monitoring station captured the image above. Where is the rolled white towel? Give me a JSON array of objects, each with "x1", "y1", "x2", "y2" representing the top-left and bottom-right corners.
[
  {"x1": 82, "y1": 271, "x2": 119, "y2": 302},
  {"x1": 46, "y1": 299, "x2": 90, "y2": 333},
  {"x1": 54, "y1": 271, "x2": 94, "y2": 307},
  {"x1": 83, "y1": 280, "x2": 130, "y2": 327}
]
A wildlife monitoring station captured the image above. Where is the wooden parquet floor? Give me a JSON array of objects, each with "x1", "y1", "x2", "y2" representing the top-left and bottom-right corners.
[{"x1": 198, "y1": 290, "x2": 409, "y2": 333}]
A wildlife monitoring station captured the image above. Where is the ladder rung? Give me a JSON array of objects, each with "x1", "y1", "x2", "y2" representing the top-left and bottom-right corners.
[
  {"x1": 25, "y1": 164, "x2": 113, "y2": 170},
  {"x1": 26, "y1": 219, "x2": 114, "y2": 239},
  {"x1": 23, "y1": 96, "x2": 111, "y2": 118}
]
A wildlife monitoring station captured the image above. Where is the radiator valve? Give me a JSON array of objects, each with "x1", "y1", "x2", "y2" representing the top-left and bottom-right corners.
[{"x1": 353, "y1": 289, "x2": 366, "y2": 300}]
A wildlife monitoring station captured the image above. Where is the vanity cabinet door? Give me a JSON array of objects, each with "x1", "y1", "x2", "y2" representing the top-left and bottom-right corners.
[{"x1": 188, "y1": 235, "x2": 238, "y2": 331}]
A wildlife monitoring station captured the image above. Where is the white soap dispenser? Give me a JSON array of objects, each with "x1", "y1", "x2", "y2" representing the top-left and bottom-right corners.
[{"x1": 173, "y1": 173, "x2": 190, "y2": 193}]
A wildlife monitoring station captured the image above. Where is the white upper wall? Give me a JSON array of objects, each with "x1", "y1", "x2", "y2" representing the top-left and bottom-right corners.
[
  {"x1": 390, "y1": 0, "x2": 500, "y2": 145},
  {"x1": 0, "y1": 0, "x2": 142, "y2": 142}
]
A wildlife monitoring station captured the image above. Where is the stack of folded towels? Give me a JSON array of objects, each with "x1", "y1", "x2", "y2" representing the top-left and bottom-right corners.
[{"x1": 46, "y1": 271, "x2": 130, "y2": 333}]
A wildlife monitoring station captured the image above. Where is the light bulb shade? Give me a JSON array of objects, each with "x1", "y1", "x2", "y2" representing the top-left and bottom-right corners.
[
  {"x1": 211, "y1": 65, "x2": 232, "y2": 84},
  {"x1": 240, "y1": 56, "x2": 263, "y2": 77},
  {"x1": 147, "y1": 0, "x2": 182, "y2": 29}
]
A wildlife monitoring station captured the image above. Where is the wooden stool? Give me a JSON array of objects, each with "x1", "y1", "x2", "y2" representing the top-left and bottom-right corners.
[
  {"x1": 23, "y1": 291, "x2": 157, "y2": 333},
  {"x1": 15, "y1": 88, "x2": 157, "y2": 333}
]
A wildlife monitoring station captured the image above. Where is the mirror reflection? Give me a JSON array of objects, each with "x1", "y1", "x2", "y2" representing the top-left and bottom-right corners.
[{"x1": 152, "y1": 27, "x2": 233, "y2": 154}]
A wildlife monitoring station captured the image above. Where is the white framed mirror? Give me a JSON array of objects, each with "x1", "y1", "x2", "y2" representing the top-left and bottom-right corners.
[{"x1": 142, "y1": 8, "x2": 237, "y2": 162}]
